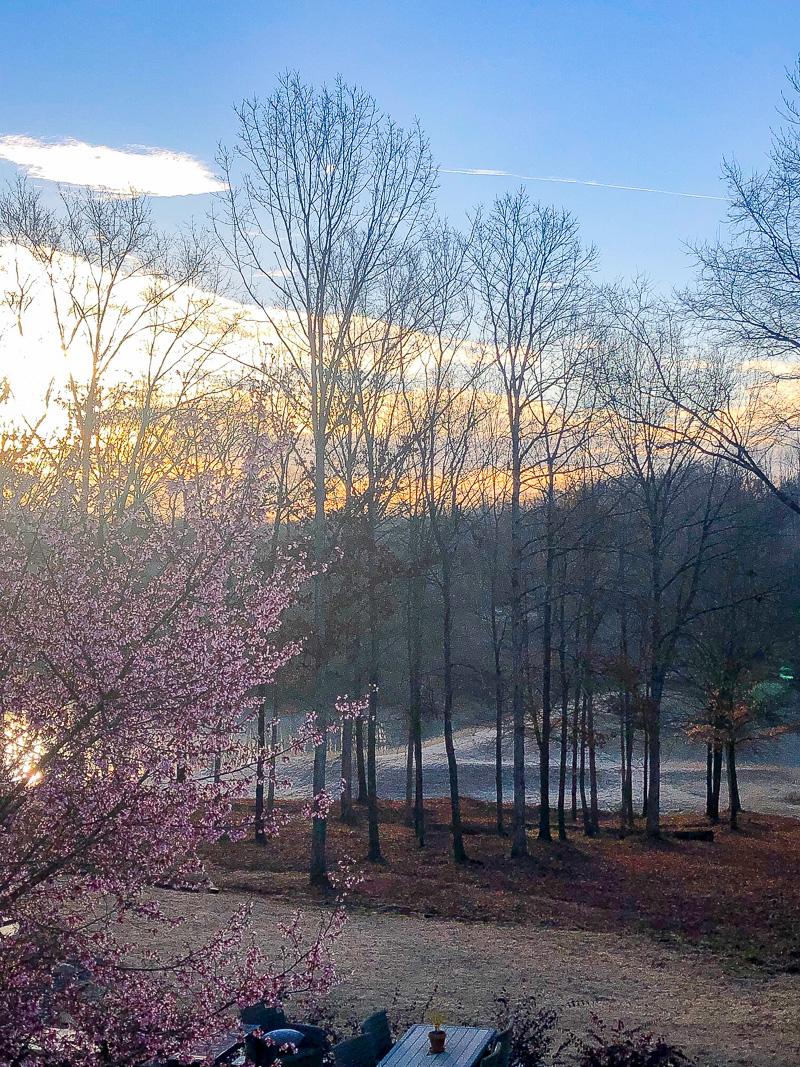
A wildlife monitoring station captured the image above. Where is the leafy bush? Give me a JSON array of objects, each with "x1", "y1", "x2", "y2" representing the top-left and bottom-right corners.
[
  {"x1": 491, "y1": 986, "x2": 563, "y2": 1067},
  {"x1": 577, "y1": 1016, "x2": 691, "y2": 1067}
]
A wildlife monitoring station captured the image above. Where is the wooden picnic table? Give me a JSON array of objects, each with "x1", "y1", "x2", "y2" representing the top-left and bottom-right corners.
[{"x1": 377, "y1": 1025, "x2": 497, "y2": 1067}]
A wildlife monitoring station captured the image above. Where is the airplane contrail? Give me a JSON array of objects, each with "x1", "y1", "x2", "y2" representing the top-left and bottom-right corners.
[{"x1": 442, "y1": 167, "x2": 727, "y2": 201}]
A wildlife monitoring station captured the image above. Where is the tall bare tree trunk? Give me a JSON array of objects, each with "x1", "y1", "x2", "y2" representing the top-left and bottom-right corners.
[
  {"x1": 267, "y1": 718, "x2": 278, "y2": 818},
  {"x1": 587, "y1": 690, "x2": 600, "y2": 834},
  {"x1": 340, "y1": 632, "x2": 359, "y2": 824},
  {"x1": 579, "y1": 692, "x2": 593, "y2": 836},
  {"x1": 619, "y1": 692, "x2": 634, "y2": 832},
  {"x1": 571, "y1": 683, "x2": 580, "y2": 822},
  {"x1": 539, "y1": 478, "x2": 554, "y2": 841},
  {"x1": 622, "y1": 712, "x2": 631, "y2": 836},
  {"x1": 404, "y1": 727, "x2": 414, "y2": 827},
  {"x1": 510, "y1": 417, "x2": 527, "y2": 857},
  {"x1": 646, "y1": 673, "x2": 664, "y2": 841},
  {"x1": 625, "y1": 708, "x2": 634, "y2": 827},
  {"x1": 255, "y1": 685, "x2": 267, "y2": 844},
  {"x1": 366, "y1": 684, "x2": 382, "y2": 861},
  {"x1": 709, "y1": 744, "x2": 723, "y2": 822},
  {"x1": 309, "y1": 409, "x2": 330, "y2": 886},
  {"x1": 557, "y1": 587, "x2": 569, "y2": 841},
  {"x1": 356, "y1": 716, "x2": 367, "y2": 803},
  {"x1": 340, "y1": 715, "x2": 354, "y2": 823},
  {"x1": 441, "y1": 550, "x2": 467, "y2": 863},
  {"x1": 491, "y1": 581, "x2": 506, "y2": 836},
  {"x1": 366, "y1": 532, "x2": 383, "y2": 862},
  {"x1": 727, "y1": 742, "x2": 741, "y2": 830},
  {"x1": 408, "y1": 548, "x2": 425, "y2": 847}
]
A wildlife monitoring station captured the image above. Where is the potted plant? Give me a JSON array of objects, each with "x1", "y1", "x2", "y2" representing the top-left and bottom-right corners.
[{"x1": 428, "y1": 1014, "x2": 446, "y2": 1054}]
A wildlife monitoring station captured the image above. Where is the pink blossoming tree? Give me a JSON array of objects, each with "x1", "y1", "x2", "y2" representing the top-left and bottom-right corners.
[{"x1": 0, "y1": 471, "x2": 344, "y2": 1066}]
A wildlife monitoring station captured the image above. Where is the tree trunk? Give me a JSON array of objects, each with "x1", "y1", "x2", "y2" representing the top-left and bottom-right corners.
[
  {"x1": 641, "y1": 726, "x2": 649, "y2": 819},
  {"x1": 645, "y1": 525, "x2": 664, "y2": 842},
  {"x1": 267, "y1": 717, "x2": 278, "y2": 818},
  {"x1": 491, "y1": 594, "x2": 506, "y2": 836},
  {"x1": 356, "y1": 715, "x2": 367, "y2": 804},
  {"x1": 366, "y1": 548, "x2": 383, "y2": 862},
  {"x1": 557, "y1": 590, "x2": 569, "y2": 841},
  {"x1": 414, "y1": 719, "x2": 425, "y2": 848},
  {"x1": 617, "y1": 566, "x2": 634, "y2": 833},
  {"x1": 538, "y1": 480, "x2": 554, "y2": 841},
  {"x1": 707, "y1": 738, "x2": 725, "y2": 823},
  {"x1": 309, "y1": 404, "x2": 330, "y2": 885},
  {"x1": 366, "y1": 683, "x2": 382, "y2": 861},
  {"x1": 624, "y1": 695, "x2": 634, "y2": 827},
  {"x1": 442, "y1": 550, "x2": 467, "y2": 863},
  {"x1": 619, "y1": 709, "x2": 628, "y2": 837},
  {"x1": 727, "y1": 742, "x2": 741, "y2": 830},
  {"x1": 710, "y1": 744, "x2": 723, "y2": 822},
  {"x1": 340, "y1": 715, "x2": 354, "y2": 823},
  {"x1": 408, "y1": 521, "x2": 425, "y2": 845},
  {"x1": 509, "y1": 412, "x2": 527, "y2": 858},
  {"x1": 579, "y1": 692, "x2": 593, "y2": 836},
  {"x1": 404, "y1": 727, "x2": 414, "y2": 828},
  {"x1": 645, "y1": 674, "x2": 664, "y2": 841},
  {"x1": 571, "y1": 684, "x2": 580, "y2": 822},
  {"x1": 255, "y1": 686, "x2": 267, "y2": 844},
  {"x1": 587, "y1": 690, "x2": 600, "y2": 834}
]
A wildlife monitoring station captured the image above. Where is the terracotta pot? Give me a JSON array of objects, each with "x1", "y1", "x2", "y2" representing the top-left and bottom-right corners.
[{"x1": 429, "y1": 1030, "x2": 446, "y2": 1054}]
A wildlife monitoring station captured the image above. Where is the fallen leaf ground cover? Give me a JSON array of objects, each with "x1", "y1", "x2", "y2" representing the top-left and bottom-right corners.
[{"x1": 203, "y1": 798, "x2": 800, "y2": 971}]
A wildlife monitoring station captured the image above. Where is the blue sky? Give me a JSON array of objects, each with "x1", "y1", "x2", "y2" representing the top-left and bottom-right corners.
[{"x1": 1, "y1": 0, "x2": 799, "y2": 289}]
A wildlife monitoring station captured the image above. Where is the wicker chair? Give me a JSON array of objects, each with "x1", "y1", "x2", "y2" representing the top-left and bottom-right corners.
[
  {"x1": 360, "y1": 1010, "x2": 393, "y2": 1061},
  {"x1": 332, "y1": 1034, "x2": 378, "y2": 1067}
]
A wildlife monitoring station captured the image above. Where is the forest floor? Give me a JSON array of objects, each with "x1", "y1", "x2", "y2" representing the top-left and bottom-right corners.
[
  {"x1": 185, "y1": 799, "x2": 800, "y2": 1066},
  {"x1": 205, "y1": 798, "x2": 800, "y2": 973}
]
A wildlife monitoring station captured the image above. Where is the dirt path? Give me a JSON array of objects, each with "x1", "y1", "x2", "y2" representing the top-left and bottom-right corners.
[{"x1": 149, "y1": 889, "x2": 800, "y2": 1067}]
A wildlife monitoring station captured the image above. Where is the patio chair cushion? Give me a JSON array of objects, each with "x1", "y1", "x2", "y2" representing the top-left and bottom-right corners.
[
  {"x1": 360, "y1": 1010, "x2": 393, "y2": 1060},
  {"x1": 332, "y1": 1034, "x2": 378, "y2": 1067},
  {"x1": 239, "y1": 1004, "x2": 327, "y2": 1050},
  {"x1": 264, "y1": 1030, "x2": 306, "y2": 1048},
  {"x1": 245, "y1": 1033, "x2": 324, "y2": 1067}
]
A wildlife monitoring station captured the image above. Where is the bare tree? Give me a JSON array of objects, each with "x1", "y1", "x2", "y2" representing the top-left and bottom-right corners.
[
  {"x1": 217, "y1": 72, "x2": 436, "y2": 884},
  {"x1": 470, "y1": 405, "x2": 512, "y2": 836},
  {"x1": 597, "y1": 286, "x2": 734, "y2": 840},
  {"x1": 471, "y1": 189, "x2": 595, "y2": 856},
  {"x1": 400, "y1": 224, "x2": 482, "y2": 862},
  {"x1": 673, "y1": 61, "x2": 800, "y2": 516},
  {"x1": 0, "y1": 181, "x2": 231, "y2": 517}
]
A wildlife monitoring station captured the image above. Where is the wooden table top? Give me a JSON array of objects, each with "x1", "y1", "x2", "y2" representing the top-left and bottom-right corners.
[{"x1": 378, "y1": 1025, "x2": 497, "y2": 1067}]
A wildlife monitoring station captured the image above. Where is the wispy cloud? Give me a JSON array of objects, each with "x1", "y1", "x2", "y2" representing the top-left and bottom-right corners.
[
  {"x1": 442, "y1": 167, "x2": 727, "y2": 201},
  {"x1": 0, "y1": 136, "x2": 226, "y2": 197}
]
